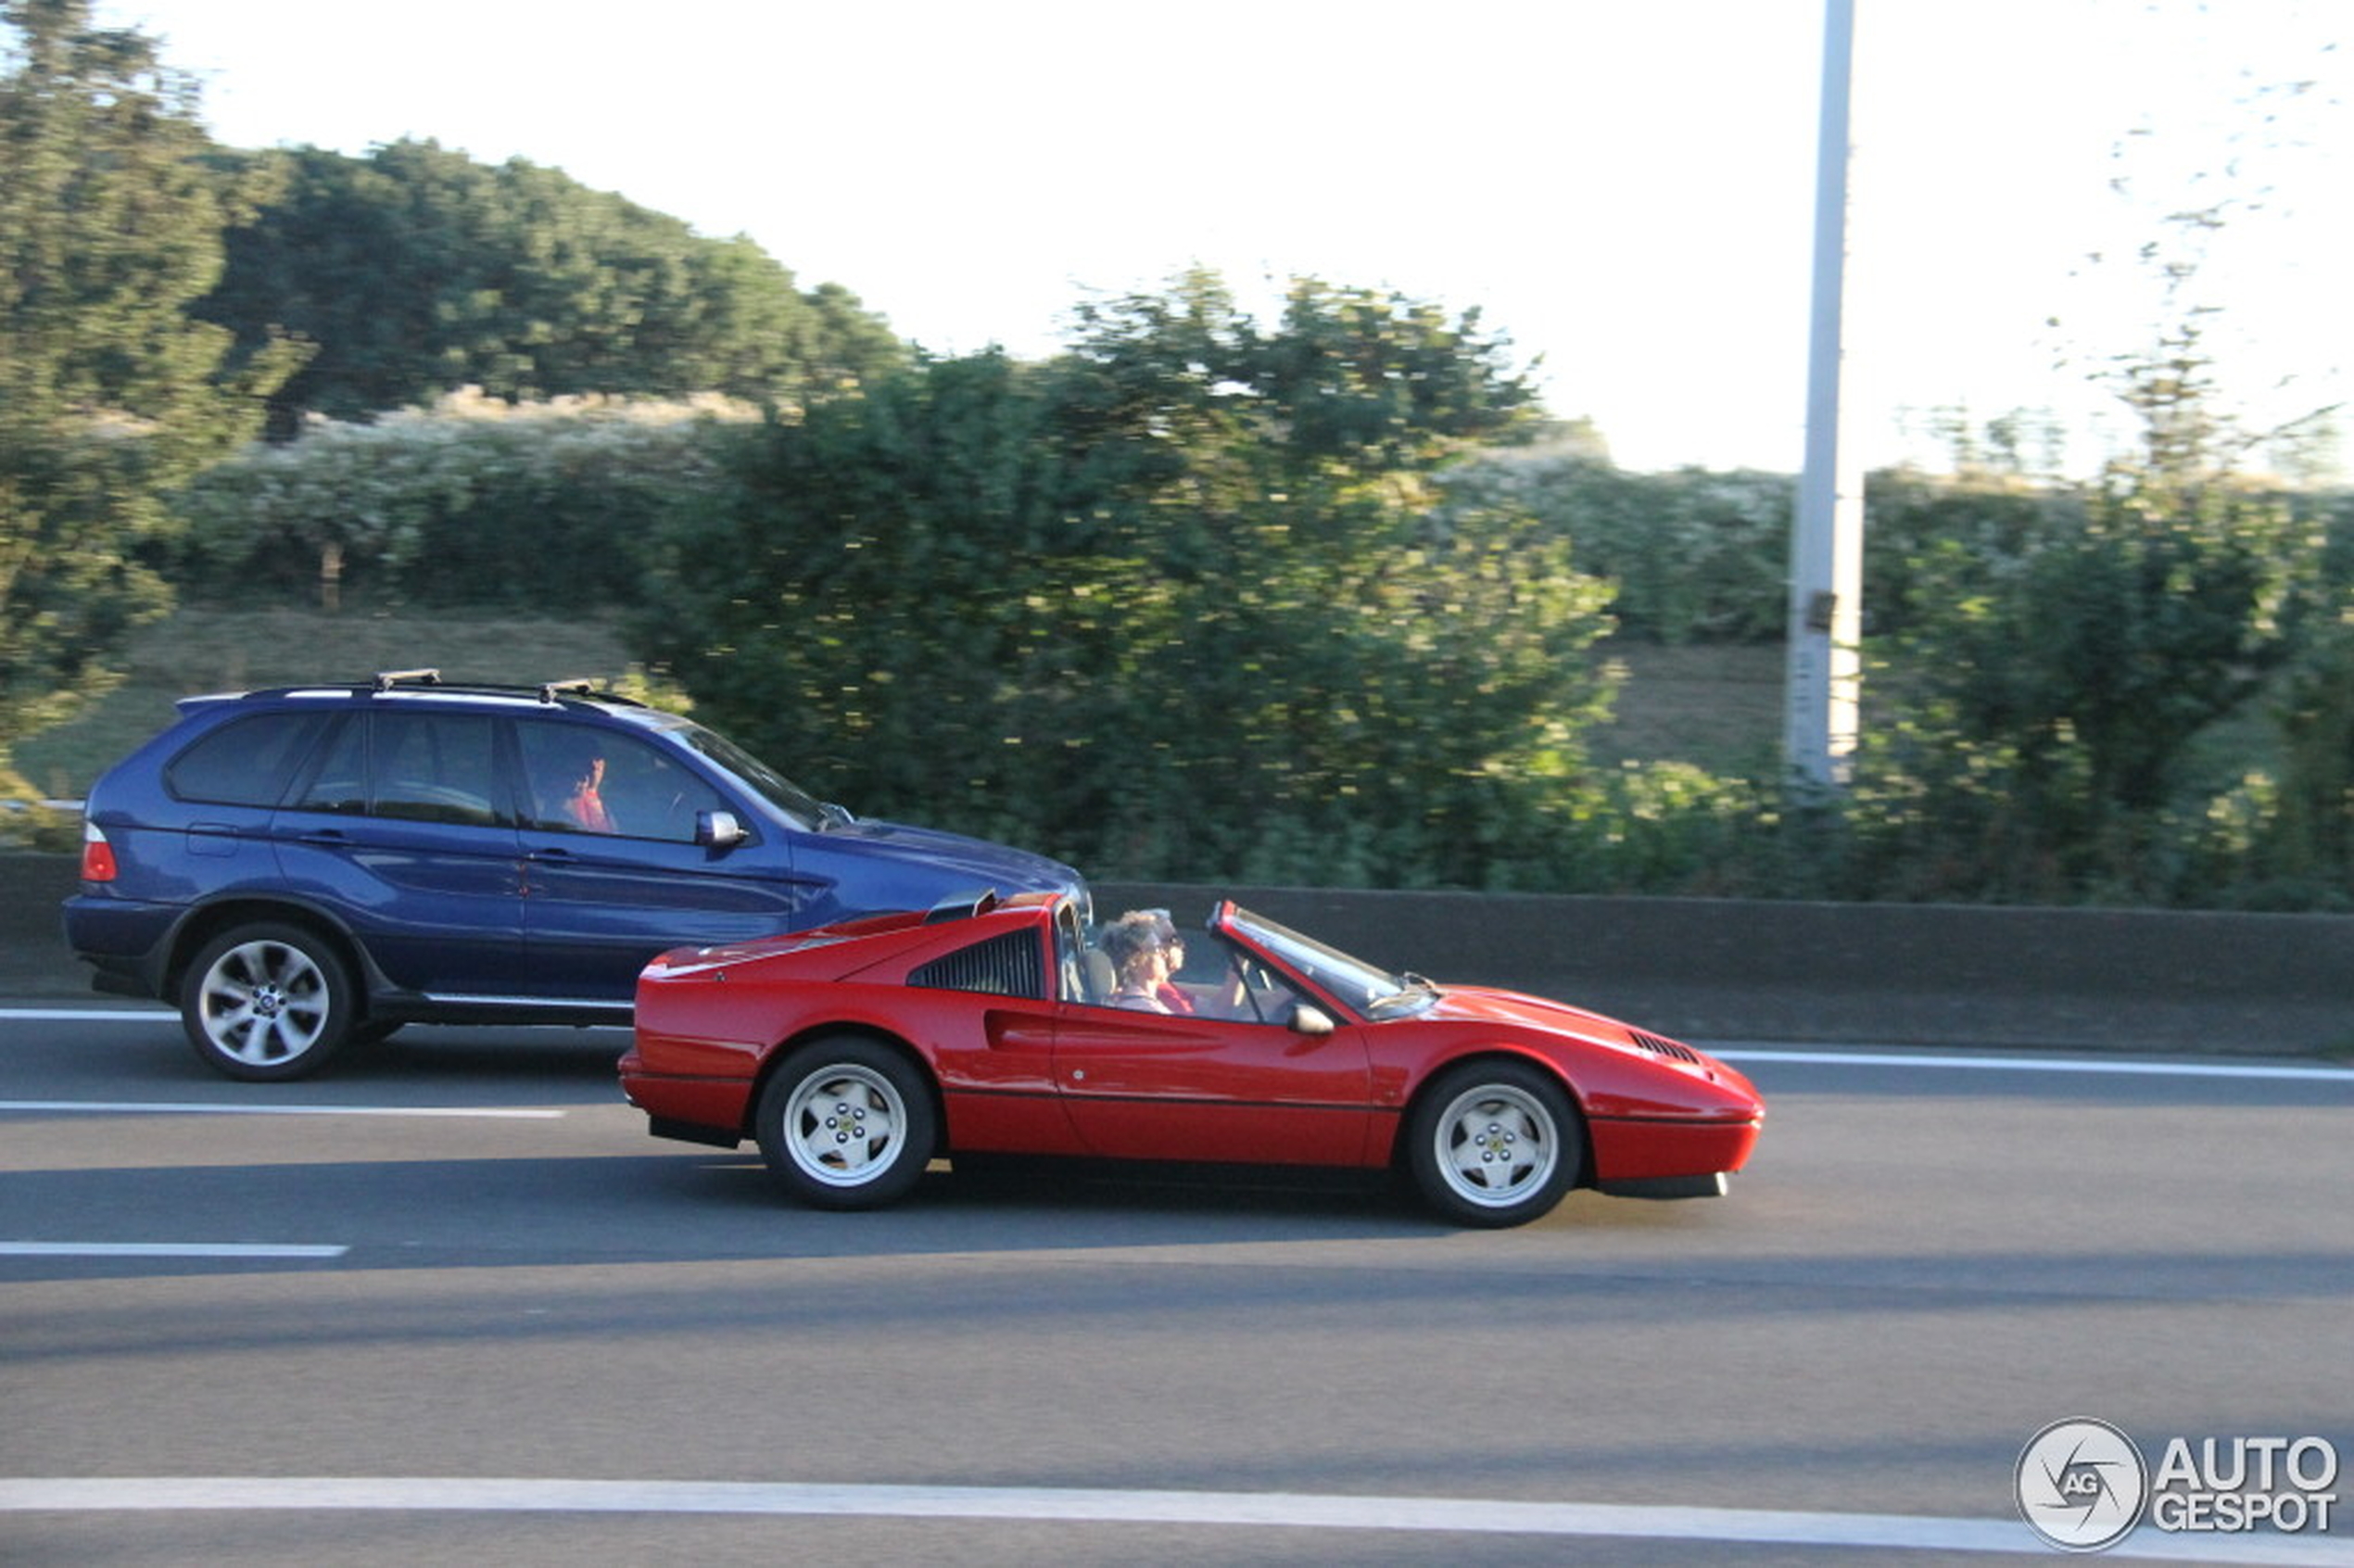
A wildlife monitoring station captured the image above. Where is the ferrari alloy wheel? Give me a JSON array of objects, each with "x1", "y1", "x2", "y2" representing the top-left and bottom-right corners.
[
  {"x1": 1406, "y1": 1060, "x2": 1582, "y2": 1227},
  {"x1": 179, "y1": 922, "x2": 357, "y2": 1081},
  {"x1": 755, "y1": 1037, "x2": 938, "y2": 1209}
]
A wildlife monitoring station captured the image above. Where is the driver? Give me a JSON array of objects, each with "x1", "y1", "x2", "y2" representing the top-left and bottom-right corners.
[
  {"x1": 1145, "y1": 908, "x2": 1274, "y2": 1021},
  {"x1": 563, "y1": 751, "x2": 616, "y2": 833}
]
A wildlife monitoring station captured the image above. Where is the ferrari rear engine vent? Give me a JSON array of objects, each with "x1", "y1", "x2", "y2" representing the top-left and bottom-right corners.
[
  {"x1": 909, "y1": 930, "x2": 1044, "y2": 999},
  {"x1": 1629, "y1": 1030, "x2": 1701, "y2": 1064}
]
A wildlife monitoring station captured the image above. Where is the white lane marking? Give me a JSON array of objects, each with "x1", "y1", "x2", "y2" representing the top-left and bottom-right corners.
[
  {"x1": 0, "y1": 1243, "x2": 346, "y2": 1258},
  {"x1": 0, "y1": 1101, "x2": 561, "y2": 1119},
  {"x1": 0, "y1": 1478, "x2": 2342, "y2": 1562},
  {"x1": 0, "y1": 1008, "x2": 629, "y2": 1027},
  {"x1": 1714, "y1": 1048, "x2": 2354, "y2": 1083},
  {"x1": 0, "y1": 1008, "x2": 175, "y2": 1022}
]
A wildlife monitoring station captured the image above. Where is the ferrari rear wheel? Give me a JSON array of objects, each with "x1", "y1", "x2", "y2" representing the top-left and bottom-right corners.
[
  {"x1": 754, "y1": 1037, "x2": 937, "y2": 1210},
  {"x1": 1406, "y1": 1060, "x2": 1581, "y2": 1227}
]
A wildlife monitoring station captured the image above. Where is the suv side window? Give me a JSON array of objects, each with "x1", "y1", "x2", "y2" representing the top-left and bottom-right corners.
[
  {"x1": 373, "y1": 712, "x2": 503, "y2": 826},
  {"x1": 290, "y1": 711, "x2": 506, "y2": 827},
  {"x1": 292, "y1": 714, "x2": 368, "y2": 816},
  {"x1": 516, "y1": 722, "x2": 730, "y2": 844},
  {"x1": 167, "y1": 711, "x2": 335, "y2": 807}
]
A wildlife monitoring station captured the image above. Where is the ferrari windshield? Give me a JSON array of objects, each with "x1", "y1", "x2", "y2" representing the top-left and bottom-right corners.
[{"x1": 1223, "y1": 906, "x2": 1437, "y2": 1019}]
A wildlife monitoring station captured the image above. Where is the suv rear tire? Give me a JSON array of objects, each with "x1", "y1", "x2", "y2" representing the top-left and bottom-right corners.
[{"x1": 180, "y1": 923, "x2": 357, "y2": 1081}]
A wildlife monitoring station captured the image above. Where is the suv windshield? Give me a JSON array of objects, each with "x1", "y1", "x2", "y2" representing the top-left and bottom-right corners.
[
  {"x1": 1223, "y1": 906, "x2": 1438, "y2": 1020},
  {"x1": 667, "y1": 720, "x2": 829, "y2": 828}
]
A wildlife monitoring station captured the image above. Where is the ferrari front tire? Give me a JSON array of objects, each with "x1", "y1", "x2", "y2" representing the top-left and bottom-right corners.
[
  {"x1": 754, "y1": 1037, "x2": 937, "y2": 1209},
  {"x1": 1406, "y1": 1060, "x2": 1582, "y2": 1227}
]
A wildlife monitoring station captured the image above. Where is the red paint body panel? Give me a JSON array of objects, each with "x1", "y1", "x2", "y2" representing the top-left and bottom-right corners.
[
  {"x1": 1588, "y1": 1115, "x2": 1764, "y2": 1182},
  {"x1": 619, "y1": 894, "x2": 1765, "y2": 1193},
  {"x1": 1049, "y1": 1008, "x2": 1373, "y2": 1165}
]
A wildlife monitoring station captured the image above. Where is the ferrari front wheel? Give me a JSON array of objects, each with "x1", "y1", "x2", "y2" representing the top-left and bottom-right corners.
[
  {"x1": 754, "y1": 1037, "x2": 937, "y2": 1209},
  {"x1": 1406, "y1": 1060, "x2": 1581, "y2": 1227}
]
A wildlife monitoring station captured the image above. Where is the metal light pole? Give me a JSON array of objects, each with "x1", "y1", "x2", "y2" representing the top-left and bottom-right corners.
[{"x1": 1785, "y1": 0, "x2": 1864, "y2": 791}]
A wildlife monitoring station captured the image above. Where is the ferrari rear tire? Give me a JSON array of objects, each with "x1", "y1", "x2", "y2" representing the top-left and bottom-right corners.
[
  {"x1": 1406, "y1": 1060, "x2": 1582, "y2": 1227},
  {"x1": 754, "y1": 1037, "x2": 937, "y2": 1209}
]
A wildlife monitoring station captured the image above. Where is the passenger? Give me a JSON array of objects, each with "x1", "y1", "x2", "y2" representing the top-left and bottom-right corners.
[{"x1": 1099, "y1": 912, "x2": 1173, "y2": 1013}]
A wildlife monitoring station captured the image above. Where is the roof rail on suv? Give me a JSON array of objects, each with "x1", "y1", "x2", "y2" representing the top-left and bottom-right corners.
[
  {"x1": 538, "y1": 677, "x2": 644, "y2": 706},
  {"x1": 360, "y1": 669, "x2": 647, "y2": 709}
]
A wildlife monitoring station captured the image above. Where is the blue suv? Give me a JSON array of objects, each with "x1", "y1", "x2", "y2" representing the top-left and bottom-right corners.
[{"x1": 65, "y1": 671, "x2": 1089, "y2": 1080}]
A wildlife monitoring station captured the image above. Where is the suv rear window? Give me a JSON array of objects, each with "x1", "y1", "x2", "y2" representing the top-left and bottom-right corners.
[
  {"x1": 166, "y1": 712, "x2": 335, "y2": 807},
  {"x1": 288, "y1": 711, "x2": 507, "y2": 827}
]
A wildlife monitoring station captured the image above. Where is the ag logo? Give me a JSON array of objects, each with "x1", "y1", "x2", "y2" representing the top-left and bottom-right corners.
[{"x1": 2018, "y1": 1418, "x2": 2148, "y2": 1552}]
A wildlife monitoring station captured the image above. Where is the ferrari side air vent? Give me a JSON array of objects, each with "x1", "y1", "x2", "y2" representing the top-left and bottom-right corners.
[
  {"x1": 1629, "y1": 1030, "x2": 1701, "y2": 1064},
  {"x1": 909, "y1": 930, "x2": 1043, "y2": 999}
]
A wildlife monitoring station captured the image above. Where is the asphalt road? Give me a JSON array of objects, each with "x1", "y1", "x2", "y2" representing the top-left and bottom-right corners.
[{"x1": 3, "y1": 1005, "x2": 2350, "y2": 1567}]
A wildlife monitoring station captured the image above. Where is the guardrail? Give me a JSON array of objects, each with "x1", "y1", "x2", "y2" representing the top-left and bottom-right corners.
[{"x1": 8, "y1": 856, "x2": 2346, "y2": 1051}]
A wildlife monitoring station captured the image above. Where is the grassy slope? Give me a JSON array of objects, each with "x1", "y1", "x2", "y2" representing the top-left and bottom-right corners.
[
  {"x1": 15, "y1": 609, "x2": 1784, "y2": 799},
  {"x1": 1590, "y1": 641, "x2": 1785, "y2": 773}
]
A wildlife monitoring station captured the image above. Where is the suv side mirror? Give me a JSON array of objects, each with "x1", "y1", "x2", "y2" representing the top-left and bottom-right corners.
[
  {"x1": 697, "y1": 809, "x2": 747, "y2": 850},
  {"x1": 1289, "y1": 1004, "x2": 1336, "y2": 1037}
]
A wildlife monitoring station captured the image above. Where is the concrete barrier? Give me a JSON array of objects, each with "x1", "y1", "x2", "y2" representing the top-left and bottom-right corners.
[
  {"x1": 8, "y1": 855, "x2": 2347, "y2": 1051},
  {"x1": 2, "y1": 855, "x2": 88, "y2": 1000},
  {"x1": 1095, "y1": 880, "x2": 2353, "y2": 1054}
]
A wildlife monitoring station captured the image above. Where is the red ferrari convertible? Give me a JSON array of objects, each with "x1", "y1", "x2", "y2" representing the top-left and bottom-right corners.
[{"x1": 619, "y1": 891, "x2": 1764, "y2": 1227}]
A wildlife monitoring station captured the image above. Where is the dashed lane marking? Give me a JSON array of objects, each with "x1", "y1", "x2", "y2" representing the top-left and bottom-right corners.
[
  {"x1": 0, "y1": 1243, "x2": 346, "y2": 1258},
  {"x1": 1716, "y1": 1047, "x2": 2354, "y2": 1082},
  {"x1": 0, "y1": 1100, "x2": 561, "y2": 1117}
]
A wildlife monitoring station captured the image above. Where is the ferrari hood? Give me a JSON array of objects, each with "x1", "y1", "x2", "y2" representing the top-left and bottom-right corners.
[
  {"x1": 1424, "y1": 984, "x2": 1750, "y2": 1086},
  {"x1": 1424, "y1": 983, "x2": 1635, "y2": 1041}
]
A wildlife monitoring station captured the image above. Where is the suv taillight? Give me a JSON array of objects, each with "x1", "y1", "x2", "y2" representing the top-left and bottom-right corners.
[{"x1": 81, "y1": 820, "x2": 118, "y2": 883}]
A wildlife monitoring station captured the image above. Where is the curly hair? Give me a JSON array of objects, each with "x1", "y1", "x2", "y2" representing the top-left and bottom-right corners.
[{"x1": 1097, "y1": 911, "x2": 1166, "y2": 978}]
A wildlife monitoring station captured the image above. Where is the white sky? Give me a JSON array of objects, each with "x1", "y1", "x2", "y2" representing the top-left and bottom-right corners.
[{"x1": 86, "y1": 0, "x2": 2354, "y2": 475}]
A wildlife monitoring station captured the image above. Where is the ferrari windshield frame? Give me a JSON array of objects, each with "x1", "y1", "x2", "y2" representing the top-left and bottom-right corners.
[{"x1": 1219, "y1": 904, "x2": 1438, "y2": 1020}]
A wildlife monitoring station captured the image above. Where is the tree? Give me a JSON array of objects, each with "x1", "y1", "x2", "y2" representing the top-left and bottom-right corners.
[
  {"x1": 0, "y1": 0, "x2": 296, "y2": 781},
  {"x1": 169, "y1": 388, "x2": 757, "y2": 611},
  {"x1": 1850, "y1": 50, "x2": 2347, "y2": 905},
  {"x1": 1044, "y1": 274, "x2": 1601, "y2": 883},
  {"x1": 1859, "y1": 411, "x2": 2314, "y2": 904},
  {"x1": 1443, "y1": 456, "x2": 1795, "y2": 646},
  {"x1": 1857, "y1": 218, "x2": 2321, "y2": 904},
  {"x1": 196, "y1": 140, "x2": 905, "y2": 436},
  {"x1": 640, "y1": 272, "x2": 1617, "y2": 888}
]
